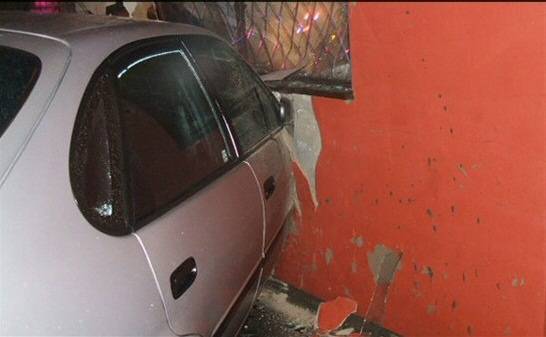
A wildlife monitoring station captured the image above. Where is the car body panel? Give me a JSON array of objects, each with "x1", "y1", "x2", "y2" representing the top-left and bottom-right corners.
[
  {"x1": 246, "y1": 133, "x2": 293, "y2": 253},
  {"x1": 213, "y1": 262, "x2": 263, "y2": 337},
  {"x1": 134, "y1": 162, "x2": 264, "y2": 336},
  {"x1": 0, "y1": 12, "x2": 293, "y2": 336},
  {"x1": 0, "y1": 38, "x2": 169, "y2": 334},
  {"x1": 0, "y1": 31, "x2": 70, "y2": 186}
]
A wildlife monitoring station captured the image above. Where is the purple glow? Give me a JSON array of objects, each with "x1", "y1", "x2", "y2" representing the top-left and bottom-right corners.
[{"x1": 31, "y1": 1, "x2": 60, "y2": 14}]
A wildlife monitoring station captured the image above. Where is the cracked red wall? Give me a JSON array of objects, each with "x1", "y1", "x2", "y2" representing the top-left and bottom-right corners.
[{"x1": 275, "y1": 3, "x2": 546, "y2": 336}]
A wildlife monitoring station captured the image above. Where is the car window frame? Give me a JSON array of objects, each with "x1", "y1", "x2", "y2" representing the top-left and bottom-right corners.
[
  {"x1": 0, "y1": 32, "x2": 70, "y2": 188},
  {"x1": 180, "y1": 35, "x2": 284, "y2": 160},
  {"x1": 70, "y1": 35, "x2": 251, "y2": 235},
  {"x1": 69, "y1": 67, "x2": 133, "y2": 236},
  {"x1": 0, "y1": 46, "x2": 42, "y2": 139},
  {"x1": 111, "y1": 37, "x2": 241, "y2": 228}
]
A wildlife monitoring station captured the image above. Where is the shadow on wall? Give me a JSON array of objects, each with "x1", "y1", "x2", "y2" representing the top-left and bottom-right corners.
[{"x1": 275, "y1": 2, "x2": 546, "y2": 337}]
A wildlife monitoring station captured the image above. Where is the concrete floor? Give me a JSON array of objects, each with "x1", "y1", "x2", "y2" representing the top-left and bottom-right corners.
[
  {"x1": 239, "y1": 278, "x2": 402, "y2": 337},
  {"x1": 239, "y1": 278, "x2": 317, "y2": 337},
  {"x1": 239, "y1": 301, "x2": 315, "y2": 337}
]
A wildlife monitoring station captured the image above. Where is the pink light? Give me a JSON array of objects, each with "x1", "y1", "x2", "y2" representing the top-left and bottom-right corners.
[
  {"x1": 303, "y1": 12, "x2": 309, "y2": 20},
  {"x1": 32, "y1": 1, "x2": 60, "y2": 14},
  {"x1": 303, "y1": 25, "x2": 310, "y2": 32},
  {"x1": 313, "y1": 12, "x2": 320, "y2": 21},
  {"x1": 246, "y1": 29, "x2": 255, "y2": 39}
]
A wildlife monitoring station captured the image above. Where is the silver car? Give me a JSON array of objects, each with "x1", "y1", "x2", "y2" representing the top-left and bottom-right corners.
[{"x1": 0, "y1": 12, "x2": 294, "y2": 336}]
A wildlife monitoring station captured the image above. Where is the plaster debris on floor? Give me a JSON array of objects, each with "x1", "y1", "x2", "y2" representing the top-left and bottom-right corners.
[{"x1": 240, "y1": 278, "x2": 402, "y2": 337}]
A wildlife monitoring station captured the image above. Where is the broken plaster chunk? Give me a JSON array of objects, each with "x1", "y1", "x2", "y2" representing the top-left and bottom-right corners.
[
  {"x1": 334, "y1": 327, "x2": 355, "y2": 335},
  {"x1": 316, "y1": 296, "x2": 358, "y2": 332},
  {"x1": 257, "y1": 287, "x2": 316, "y2": 327},
  {"x1": 289, "y1": 94, "x2": 322, "y2": 208},
  {"x1": 292, "y1": 324, "x2": 306, "y2": 332}
]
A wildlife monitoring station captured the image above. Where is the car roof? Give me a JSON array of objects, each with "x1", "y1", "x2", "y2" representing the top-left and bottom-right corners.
[
  {"x1": 0, "y1": 12, "x2": 230, "y2": 189},
  {"x1": 0, "y1": 11, "x2": 214, "y2": 43}
]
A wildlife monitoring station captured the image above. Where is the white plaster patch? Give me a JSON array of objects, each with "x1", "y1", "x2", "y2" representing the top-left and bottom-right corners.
[
  {"x1": 367, "y1": 244, "x2": 403, "y2": 284},
  {"x1": 257, "y1": 287, "x2": 316, "y2": 327},
  {"x1": 282, "y1": 94, "x2": 322, "y2": 208}
]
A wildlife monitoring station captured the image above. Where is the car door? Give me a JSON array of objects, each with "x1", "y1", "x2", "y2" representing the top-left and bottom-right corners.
[
  {"x1": 182, "y1": 35, "x2": 293, "y2": 261},
  {"x1": 103, "y1": 38, "x2": 264, "y2": 336}
]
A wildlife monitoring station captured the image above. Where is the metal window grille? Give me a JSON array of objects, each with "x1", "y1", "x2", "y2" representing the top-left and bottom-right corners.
[{"x1": 156, "y1": 2, "x2": 353, "y2": 99}]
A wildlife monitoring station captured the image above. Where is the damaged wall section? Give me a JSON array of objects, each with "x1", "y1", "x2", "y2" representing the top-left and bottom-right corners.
[{"x1": 274, "y1": 3, "x2": 546, "y2": 337}]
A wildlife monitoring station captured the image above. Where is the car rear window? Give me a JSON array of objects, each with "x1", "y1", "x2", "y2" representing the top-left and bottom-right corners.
[{"x1": 0, "y1": 46, "x2": 41, "y2": 138}]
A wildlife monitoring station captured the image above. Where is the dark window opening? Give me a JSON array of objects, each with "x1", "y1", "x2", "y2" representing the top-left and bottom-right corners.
[{"x1": 0, "y1": 46, "x2": 41, "y2": 138}]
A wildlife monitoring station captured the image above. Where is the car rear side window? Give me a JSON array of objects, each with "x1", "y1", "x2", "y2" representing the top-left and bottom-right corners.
[
  {"x1": 0, "y1": 46, "x2": 41, "y2": 138},
  {"x1": 182, "y1": 35, "x2": 281, "y2": 153},
  {"x1": 70, "y1": 71, "x2": 130, "y2": 235},
  {"x1": 70, "y1": 40, "x2": 231, "y2": 235}
]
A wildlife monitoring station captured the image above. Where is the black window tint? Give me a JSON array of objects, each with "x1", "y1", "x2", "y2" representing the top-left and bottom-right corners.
[
  {"x1": 182, "y1": 36, "x2": 280, "y2": 153},
  {"x1": 70, "y1": 72, "x2": 131, "y2": 236},
  {"x1": 0, "y1": 46, "x2": 41, "y2": 138},
  {"x1": 114, "y1": 47, "x2": 228, "y2": 222}
]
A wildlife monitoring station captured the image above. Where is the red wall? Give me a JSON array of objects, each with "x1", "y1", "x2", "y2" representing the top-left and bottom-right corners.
[{"x1": 275, "y1": 3, "x2": 545, "y2": 336}]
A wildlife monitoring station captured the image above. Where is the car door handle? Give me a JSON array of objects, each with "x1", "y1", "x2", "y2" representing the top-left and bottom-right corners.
[
  {"x1": 263, "y1": 176, "x2": 276, "y2": 200},
  {"x1": 170, "y1": 257, "x2": 197, "y2": 299}
]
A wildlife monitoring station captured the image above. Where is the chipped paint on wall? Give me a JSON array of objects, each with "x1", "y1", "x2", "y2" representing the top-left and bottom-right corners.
[
  {"x1": 286, "y1": 213, "x2": 300, "y2": 236},
  {"x1": 351, "y1": 236, "x2": 365, "y2": 248},
  {"x1": 364, "y1": 244, "x2": 403, "y2": 324},
  {"x1": 367, "y1": 244, "x2": 403, "y2": 285},
  {"x1": 281, "y1": 94, "x2": 322, "y2": 208}
]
